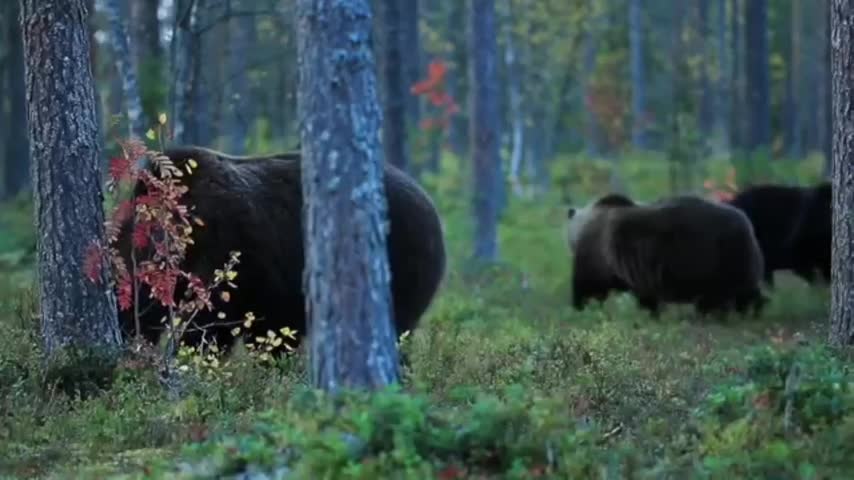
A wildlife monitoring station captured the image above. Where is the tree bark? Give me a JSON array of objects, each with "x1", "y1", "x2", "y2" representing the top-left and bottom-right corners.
[
  {"x1": 629, "y1": 0, "x2": 647, "y2": 149},
  {"x1": 379, "y1": 0, "x2": 410, "y2": 171},
  {"x1": 829, "y1": 0, "x2": 854, "y2": 346},
  {"x1": 5, "y1": 0, "x2": 30, "y2": 198},
  {"x1": 20, "y1": 0, "x2": 123, "y2": 363},
  {"x1": 469, "y1": 0, "x2": 501, "y2": 261},
  {"x1": 296, "y1": 0, "x2": 400, "y2": 391},
  {"x1": 400, "y1": 0, "x2": 422, "y2": 127},
  {"x1": 226, "y1": 0, "x2": 257, "y2": 154},
  {"x1": 170, "y1": 0, "x2": 204, "y2": 145},
  {"x1": 130, "y1": 0, "x2": 165, "y2": 122},
  {"x1": 103, "y1": 0, "x2": 148, "y2": 138},
  {"x1": 746, "y1": 0, "x2": 770, "y2": 152}
]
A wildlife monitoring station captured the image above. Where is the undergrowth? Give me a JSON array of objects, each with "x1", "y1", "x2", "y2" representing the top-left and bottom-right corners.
[{"x1": 0, "y1": 151, "x2": 843, "y2": 479}]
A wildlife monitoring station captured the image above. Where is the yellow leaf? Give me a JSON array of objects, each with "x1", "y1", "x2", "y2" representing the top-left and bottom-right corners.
[
  {"x1": 188, "y1": 158, "x2": 198, "y2": 169},
  {"x1": 226, "y1": 271, "x2": 238, "y2": 281},
  {"x1": 172, "y1": 317, "x2": 182, "y2": 327},
  {"x1": 220, "y1": 291, "x2": 231, "y2": 302},
  {"x1": 158, "y1": 113, "x2": 167, "y2": 125},
  {"x1": 230, "y1": 327, "x2": 241, "y2": 336},
  {"x1": 145, "y1": 128, "x2": 156, "y2": 140}
]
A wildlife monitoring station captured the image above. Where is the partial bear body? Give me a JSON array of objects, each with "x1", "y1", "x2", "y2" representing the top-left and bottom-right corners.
[
  {"x1": 565, "y1": 193, "x2": 766, "y2": 317},
  {"x1": 725, "y1": 182, "x2": 831, "y2": 285},
  {"x1": 115, "y1": 146, "x2": 446, "y2": 354}
]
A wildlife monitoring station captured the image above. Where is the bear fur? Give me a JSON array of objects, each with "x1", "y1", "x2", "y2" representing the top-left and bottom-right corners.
[
  {"x1": 725, "y1": 182, "x2": 831, "y2": 286},
  {"x1": 115, "y1": 145, "x2": 446, "y2": 354},
  {"x1": 564, "y1": 193, "x2": 766, "y2": 317}
]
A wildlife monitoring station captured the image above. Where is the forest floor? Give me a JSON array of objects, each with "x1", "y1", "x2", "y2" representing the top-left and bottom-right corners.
[{"x1": 1, "y1": 153, "x2": 851, "y2": 479}]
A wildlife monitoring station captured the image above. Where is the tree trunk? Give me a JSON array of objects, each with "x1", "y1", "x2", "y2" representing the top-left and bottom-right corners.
[
  {"x1": 582, "y1": 22, "x2": 602, "y2": 157},
  {"x1": 296, "y1": 0, "x2": 400, "y2": 391},
  {"x1": 400, "y1": 0, "x2": 422, "y2": 126},
  {"x1": 829, "y1": 0, "x2": 854, "y2": 346},
  {"x1": 730, "y1": 0, "x2": 743, "y2": 152},
  {"x1": 716, "y1": 0, "x2": 729, "y2": 149},
  {"x1": 469, "y1": 0, "x2": 501, "y2": 261},
  {"x1": 504, "y1": 0, "x2": 525, "y2": 197},
  {"x1": 5, "y1": 0, "x2": 30, "y2": 198},
  {"x1": 104, "y1": 0, "x2": 148, "y2": 138},
  {"x1": 20, "y1": 0, "x2": 123, "y2": 364},
  {"x1": 170, "y1": 0, "x2": 203, "y2": 145},
  {"x1": 824, "y1": 0, "x2": 833, "y2": 177},
  {"x1": 629, "y1": 0, "x2": 646, "y2": 149},
  {"x1": 698, "y1": 0, "x2": 714, "y2": 139},
  {"x1": 379, "y1": 0, "x2": 411, "y2": 171},
  {"x1": 790, "y1": 0, "x2": 803, "y2": 158},
  {"x1": 746, "y1": 0, "x2": 769, "y2": 152},
  {"x1": 130, "y1": 0, "x2": 164, "y2": 122},
  {"x1": 226, "y1": 0, "x2": 256, "y2": 154}
]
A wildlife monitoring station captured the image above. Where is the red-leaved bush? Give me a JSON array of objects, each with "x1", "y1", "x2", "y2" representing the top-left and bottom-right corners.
[
  {"x1": 85, "y1": 133, "x2": 241, "y2": 359},
  {"x1": 411, "y1": 59, "x2": 460, "y2": 134}
]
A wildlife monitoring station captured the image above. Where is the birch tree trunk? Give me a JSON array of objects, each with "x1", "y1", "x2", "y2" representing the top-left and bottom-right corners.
[
  {"x1": 296, "y1": 0, "x2": 400, "y2": 391},
  {"x1": 470, "y1": 0, "x2": 501, "y2": 261},
  {"x1": 20, "y1": 0, "x2": 123, "y2": 366},
  {"x1": 829, "y1": 0, "x2": 854, "y2": 347},
  {"x1": 103, "y1": 0, "x2": 148, "y2": 138}
]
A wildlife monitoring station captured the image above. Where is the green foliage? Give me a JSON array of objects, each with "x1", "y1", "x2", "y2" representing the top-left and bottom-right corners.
[{"x1": 0, "y1": 150, "x2": 842, "y2": 478}]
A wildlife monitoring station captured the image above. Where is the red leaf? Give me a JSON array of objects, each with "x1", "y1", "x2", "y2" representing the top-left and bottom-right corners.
[
  {"x1": 108, "y1": 155, "x2": 133, "y2": 183},
  {"x1": 83, "y1": 243, "x2": 104, "y2": 284},
  {"x1": 132, "y1": 221, "x2": 153, "y2": 249}
]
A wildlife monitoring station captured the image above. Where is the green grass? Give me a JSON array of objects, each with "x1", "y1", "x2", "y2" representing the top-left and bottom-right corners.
[{"x1": 0, "y1": 151, "x2": 848, "y2": 479}]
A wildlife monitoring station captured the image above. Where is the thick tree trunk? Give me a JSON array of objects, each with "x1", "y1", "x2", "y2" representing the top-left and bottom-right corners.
[
  {"x1": 104, "y1": 0, "x2": 148, "y2": 138},
  {"x1": 830, "y1": 0, "x2": 854, "y2": 346},
  {"x1": 296, "y1": 0, "x2": 399, "y2": 391},
  {"x1": 5, "y1": 0, "x2": 30, "y2": 198},
  {"x1": 20, "y1": 0, "x2": 123, "y2": 363},
  {"x1": 379, "y1": 0, "x2": 410, "y2": 171},
  {"x1": 469, "y1": 0, "x2": 501, "y2": 261},
  {"x1": 746, "y1": 0, "x2": 770, "y2": 152},
  {"x1": 629, "y1": 0, "x2": 646, "y2": 149}
]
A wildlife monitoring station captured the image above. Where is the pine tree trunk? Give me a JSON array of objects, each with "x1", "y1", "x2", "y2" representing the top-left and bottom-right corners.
[
  {"x1": 470, "y1": 0, "x2": 501, "y2": 261},
  {"x1": 829, "y1": 0, "x2": 854, "y2": 347},
  {"x1": 170, "y1": 0, "x2": 203, "y2": 145},
  {"x1": 130, "y1": 0, "x2": 164, "y2": 121},
  {"x1": 296, "y1": 0, "x2": 399, "y2": 391},
  {"x1": 20, "y1": 0, "x2": 123, "y2": 365}
]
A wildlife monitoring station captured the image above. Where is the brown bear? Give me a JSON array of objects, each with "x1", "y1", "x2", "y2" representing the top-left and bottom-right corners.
[
  {"x1": 114, "y1": 145, "x2": 446, "y2": 355},
  {"x1": 564, "y1": 193, "x2": 766, "y2": 317}
]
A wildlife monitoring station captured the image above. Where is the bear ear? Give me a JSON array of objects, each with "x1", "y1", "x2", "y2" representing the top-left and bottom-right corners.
[{"x1": 567, "y1": 207, "x2": 576, "y2": 219}]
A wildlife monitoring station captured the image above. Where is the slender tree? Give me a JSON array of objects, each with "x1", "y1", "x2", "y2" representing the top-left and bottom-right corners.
[
  {"x1": 829, "y1": 0, "x2": 854, "y2": 346},
  {"x1": 296, "y1": 0, "x2": 400, "y2": 390},
  {"x1": 103, "y1": 0, "x2": 148, "y2": 138},
  {"x1": 400, "y1": 0, "x2": 422, "y2": 127},
  {"x1": 226, "y1": 0, "x2": 257, "y2": 154},
  {"x1": 5, "y1": 0, "x2": 30, "y2": 198},
  {"x1": 629, "y1": 0, "x2": 647, "y2": 149},
  {"x1": 171, "y1": 0, "x2": 205, "y2": 144},
  {"x1": 130, "y1": 0, "x2": 164, "y2": 120},
  {"x1": 20, "y1": 0, "x2": 123, "y2": 364},
  {"x1": 745, "y1": 0, "x2": 770, "y2": 152},
  {"x1": 470, "y1": 0, "x2": 502, "y2": 261},
  {"x1": 379, "y1": 0, "x2": 410, "y2": 171}
]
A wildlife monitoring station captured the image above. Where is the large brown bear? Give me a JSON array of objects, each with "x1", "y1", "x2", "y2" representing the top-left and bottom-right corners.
[
  {"x1": 115, "y1": 145, "x2": 446, "y2": 355},
  {"x1": 725, "y1": 182, "x2": 831, "y2": 286},
  {"x1": 564, "y1": 193, "x2": 766, "y2": 317}
]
